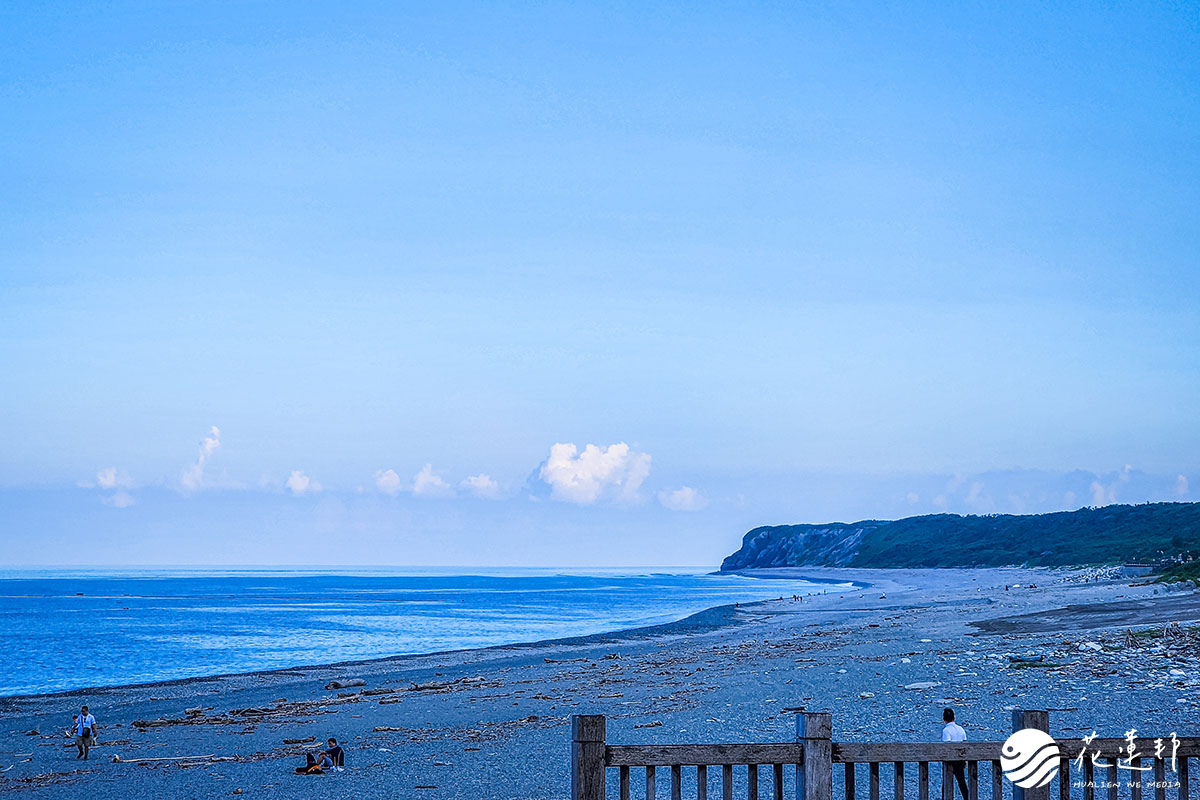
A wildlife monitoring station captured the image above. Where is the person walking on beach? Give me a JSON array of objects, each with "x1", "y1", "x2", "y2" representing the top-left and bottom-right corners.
[
  {"x1": 73, "y1": 705, "x2": 97, "y2": 760},
  {"x1": 941, "y1": 708, "x2": 969, "y2": 800}
]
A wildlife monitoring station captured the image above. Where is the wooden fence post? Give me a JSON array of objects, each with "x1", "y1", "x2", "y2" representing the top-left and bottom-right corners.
[
  {"x1": 573, "y1": 714, "x2": 607, "y2": 800},
  {"x1": 798, "y1": 712, "x2": 833, "y2": 800},
  {"x1": 1011, "y1": 710, "x2": 1050, "y2": 800}
]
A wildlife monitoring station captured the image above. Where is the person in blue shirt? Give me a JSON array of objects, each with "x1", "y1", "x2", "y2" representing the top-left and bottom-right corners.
[{"x1": 73, "y1": 705, "x2": 97, "y2": 760}]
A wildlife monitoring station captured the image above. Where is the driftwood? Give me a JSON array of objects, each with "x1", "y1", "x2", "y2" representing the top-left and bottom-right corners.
[
  {"x1": 112, "y1": 753, "x2": 215, "y2": 763},
  {"x1": 324, "y1": 678, "x2": 366, "y2": 690}
]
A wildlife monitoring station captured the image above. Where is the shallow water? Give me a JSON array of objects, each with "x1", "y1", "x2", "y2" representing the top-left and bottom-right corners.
[{"x1": 0, "y1": 567, "x2": 840, "y2": 695}]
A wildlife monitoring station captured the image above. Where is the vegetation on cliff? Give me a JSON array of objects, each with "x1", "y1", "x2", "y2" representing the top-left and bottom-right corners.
[{"x1": 721, "y1": 503, "x2": 1200, "y2": 570}]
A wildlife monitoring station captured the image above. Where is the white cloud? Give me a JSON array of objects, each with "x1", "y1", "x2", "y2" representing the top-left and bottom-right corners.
[
  {"x1": 96, "y1": 467, "x2": 132, "y2": 490},
  {"x1": 180, "y1": 426, "x2": 221, "y2": 491},
  {"x1": 905, "y1": 492, "x2": 920, "y2": 504},
  {"x1": 375, "y1": 469, "x2": 403, "y2": 496},
  {"x1": 460, "y1": 473, "x2": 502, "y2": 500},
  {"x1": 1176, "y1": 474, "x2": 1189, "y2": 497},
  {"x1": 1090, "y1": 464, "x2": 1133, "y2": 507},
  {"x1": 413, "y1": 464, "x2": 455, "y2": 498},
  {"x1": 963, "y1": 481, "x2": 992, "y2": 511},
  {"x1": 658, "y1": 486, "x2": 708, "y2": 512},
  {"x1": 286, "y1": 470, "x2": 320, "y2": 496},
  {"x1": 539, "y1": 442, "x2": 651, "y2": 505},
  {"x1": 102, "y1": 490, "x2": 135, "y2": 508}
]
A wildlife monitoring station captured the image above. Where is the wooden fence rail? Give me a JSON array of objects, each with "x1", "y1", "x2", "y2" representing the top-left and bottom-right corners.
[{"x1": 571, "y1": 710, "x2": 1198, "y2": 800}]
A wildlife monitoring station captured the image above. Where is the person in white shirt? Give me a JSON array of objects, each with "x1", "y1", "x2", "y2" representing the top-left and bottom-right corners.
[
  {"x1": 941, "y1": 708, "x2": 969, "y2": 799},
  {"x1": 73, "y1": 705, "x2": 97, "y2": 760}
]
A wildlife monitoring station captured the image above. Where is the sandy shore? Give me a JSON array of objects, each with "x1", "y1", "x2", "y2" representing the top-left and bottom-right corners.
[{"x1": 2, "y1": 567, "x2": 1198, "y2": 799}]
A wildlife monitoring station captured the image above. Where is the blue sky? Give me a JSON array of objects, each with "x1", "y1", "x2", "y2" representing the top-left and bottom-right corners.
[{"x1": 1, "y1": 2, "x2": 1197, "y2": 565}]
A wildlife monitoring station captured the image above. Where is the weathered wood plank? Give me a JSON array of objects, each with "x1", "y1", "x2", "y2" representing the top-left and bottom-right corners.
[
  {"x1": 895, "y1": 762, "x2": 904, "y2": 800},
  {"x1": 672, "y1": 764, "x2": 682, "y2": 800},
  {"x1": 1107, "y1": 762, "x2": 1117, "y2": 800},
  {"x1": 723, "y1": 764, "x2": 733, "y2": 800},
  {"x1": 1131, "y1": 757, "x2": 1143, "y2": 800},
  {"x1": 619, "y1": 765, "x2": 630, "y2": 800},
  {"x1": 919, "y1": 762, "x2": 929, "y2": 800},
  {"x1": 572, "y1": 715, "x2": 606, "y2": 800},
  {"x1": 774, "y1": 763, "x2": 784, "y2": 800},
  {"x1": 1178, "y1": 757, "x2": 1189, "y2": 800},
  {"x1": 870, "y1": 762, "x2": 880, "y2": 800},
  {"x1": 801, "y1": 712, "x2": 833, "y2": 800},
  {"x1": 1083, "y1": 760, "x2": 1094, "y2": 800},
  {"x1": 846, "y1": 762, "x2": 856, "y2": 800},
  {"x1": 608, "y1": 744, "x2": 804, "y2": 767},
  {"x1": 749, "y1": 763, "x2": 759, "y2": 800},
  {"x1": 1154, "y1": 759, "x2": 1166, "y2": 800},
  {"x1": 1056, "y1": 740, "x2": 1200, "y2": 759},
  {"x1": 699, "y1": 764, "x2": 708, "y2": 800},
  {"x1": 1012, "y1": 710, "x2": 1050, "y2": 800},
  {"x1": 835, "y1": 744, "x2": 1005, "y2": 763},
  {"x1": 648, "y1": 765, "x2": 657, "y2": 800},
  {"x1": 989, "y1": 762, "x2": 1000, "y2": 800},
  {"x1": 969, "y1": 759, "x2": 978, "y2": 800}
]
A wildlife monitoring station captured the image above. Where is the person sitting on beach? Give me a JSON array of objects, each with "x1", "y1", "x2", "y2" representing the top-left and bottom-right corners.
[
  {"x1": 72, "y1": 705, "x2": 97, "y2": 760},
  {"x1": 941, "y1": 708, "x2": 969, "y2": 800},
  {"x1": 324, "y1": 737, "x2": 344, "y2": 770},
  {"x1": 295, "y1": 749, "x2": 334, "y2": 775}
]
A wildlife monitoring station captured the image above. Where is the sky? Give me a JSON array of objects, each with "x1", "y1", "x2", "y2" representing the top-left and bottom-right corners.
[{"x1": 1, "y1": 2, "x2": 1197, "y2": 566}]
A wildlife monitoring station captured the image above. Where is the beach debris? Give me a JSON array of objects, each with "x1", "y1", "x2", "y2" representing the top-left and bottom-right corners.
[
  {"x1": 634, "y1": 721, "x2": 663, "y2": 729},
  {"x1": 920, "y1": 638, "x2": 932, "y2": 643},
  {"x1": 282, "y1": 737, "x2": 315, "y2": 745},
  {"x1": 1078, "y1": 642, "x2": 1102, "y2": 652},
  {"x1": 903, "y1": 681, "x2": 941, "y2": 690},
  {"x1": 544, "y1": 657, "x2": 588, "y2": 664},
  {"x1": 900, "y1": 658, "x2": 912, "y2": 664},
  {"x1": 185, "y1": 707, "x2": 205, "y2": 717},
  {"x1": 232, "y1": 790, "x2": 243, "y2": 795},
  {"x1": 410, "y1": 680, "x2": 453, "y2": 692},
  {"x1": 325, "y1": 678, "x2": 366, "y2": 690},
  {"x1": 112, "y1": 753, "x2": 215, "y2": 764},
  {"x1": 859, "y1": 692, "x2": 875, "y2": 699},
  {"x1": 25, "y1": 729, "x2": 39, "y2": 736},
  {"x1": 374, "y1": 726, "x2": 405, "y2": 732},
  {"x1": 1008, "y1": 655, "x2": 1043, "y2": 664}
]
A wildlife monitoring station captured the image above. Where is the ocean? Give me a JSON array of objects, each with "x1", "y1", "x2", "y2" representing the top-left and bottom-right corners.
[{"x1": 0, "y1": 568, "x2": 841, "y2": 696}]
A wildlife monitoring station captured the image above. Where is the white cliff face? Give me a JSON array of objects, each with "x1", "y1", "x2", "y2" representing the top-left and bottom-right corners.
[{"x1": 720, "y1": 524, "x2": 877, "y2": 570}]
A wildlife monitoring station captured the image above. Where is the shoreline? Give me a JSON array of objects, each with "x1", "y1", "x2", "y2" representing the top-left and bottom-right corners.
[
  {"x1": 4, "y1": 566, "x2": 1198, "y2": 799},
  {"x1": 1, "y1": 569, "x2": 863, "y2": 704}
]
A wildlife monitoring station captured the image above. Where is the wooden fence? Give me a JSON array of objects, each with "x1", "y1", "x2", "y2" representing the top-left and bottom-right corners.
[{"x1": 571, "y1": 711, "x2": 1198, "y2": 800}]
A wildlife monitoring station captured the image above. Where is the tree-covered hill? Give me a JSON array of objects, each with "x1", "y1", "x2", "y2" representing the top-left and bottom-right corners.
[{"x1": 720, "y1": 503, "x2": 1200, "y2": 570}]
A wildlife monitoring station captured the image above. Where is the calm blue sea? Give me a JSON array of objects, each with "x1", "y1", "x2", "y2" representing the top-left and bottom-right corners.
[{"x1": 0, "y1": 568, "x2": 841, "y2": 696}]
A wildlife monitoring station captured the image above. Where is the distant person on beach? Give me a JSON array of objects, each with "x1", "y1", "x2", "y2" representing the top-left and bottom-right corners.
[
  {"x1": 941, "y1": 708, "x2": 969, "y2": 800},
  {"x1": 324, "y1": 737, "x2": 344, "y2": 770},
  {"x1": 73, "y1": 705, "x2": 97, "y2": 760}
]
